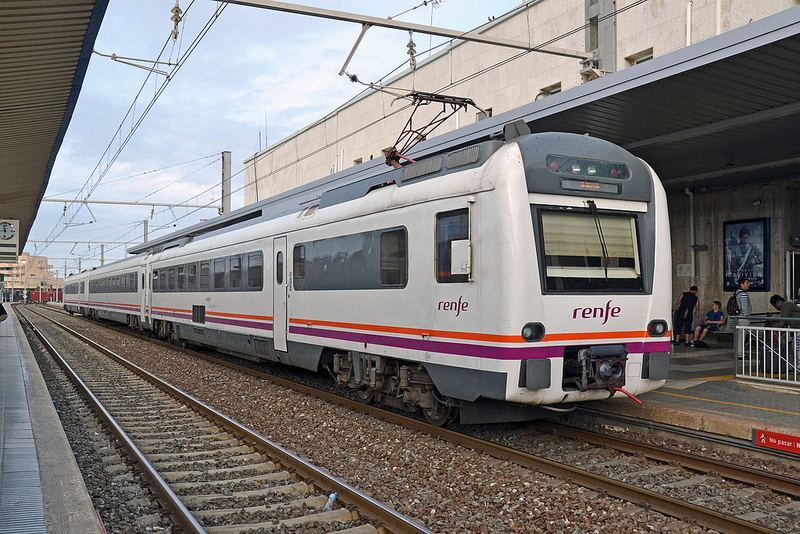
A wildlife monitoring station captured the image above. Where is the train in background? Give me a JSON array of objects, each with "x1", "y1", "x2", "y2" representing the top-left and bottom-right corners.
[{"x1": 64, "y1": 124, "x2": 671, "y2": 425}]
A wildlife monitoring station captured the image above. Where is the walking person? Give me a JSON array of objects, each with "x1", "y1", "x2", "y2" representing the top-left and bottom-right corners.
[{"x1": 673, "y1": 285, "x2": 699, "y2": 346}]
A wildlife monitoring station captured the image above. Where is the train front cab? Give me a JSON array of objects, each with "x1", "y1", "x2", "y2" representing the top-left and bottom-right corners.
[{"x1": 505, "y1": 133, "x2": 672, "y2": 418}]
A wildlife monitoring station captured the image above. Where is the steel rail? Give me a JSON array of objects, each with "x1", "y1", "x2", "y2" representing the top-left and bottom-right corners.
[
  {"x1": 23, "y1": 314, "x2": 207, "y2": 534},
  {"x1": 23, "y1": 306, "x2": 433, "y2": 534},
  {"x1": 35, "y1": 306, "x2": 786, "y2": 533},
  {"x1": 538, "y1": 421, "x2": 800, "y2": 499}
]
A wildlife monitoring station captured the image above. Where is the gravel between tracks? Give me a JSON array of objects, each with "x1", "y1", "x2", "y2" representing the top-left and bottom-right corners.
[{"x1": 32, "y1": 312, "x2": 732, "y2": 533}]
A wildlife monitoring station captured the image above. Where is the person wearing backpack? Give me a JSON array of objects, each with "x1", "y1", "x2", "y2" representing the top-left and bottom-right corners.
[{"x1": 673, "y1": 285, "x2": 699, "y2": 346}]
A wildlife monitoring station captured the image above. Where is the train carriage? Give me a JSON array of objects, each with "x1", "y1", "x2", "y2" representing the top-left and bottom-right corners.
[{"x1": 65, "y1": 127, "x2": 671, "y2": 424}]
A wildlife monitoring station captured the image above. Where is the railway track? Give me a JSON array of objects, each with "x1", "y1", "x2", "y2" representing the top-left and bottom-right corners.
[
  {"x1": 29, "y1": 304, "x2": 800, "y2": 533},
  {"x1": 20, "y1": 305, "x2": 431, "y2": 534}
]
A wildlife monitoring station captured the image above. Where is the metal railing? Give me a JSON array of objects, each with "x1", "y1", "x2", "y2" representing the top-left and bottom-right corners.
[{"x1": 734, "y1": 315, "x2": 800, "y2": 385}]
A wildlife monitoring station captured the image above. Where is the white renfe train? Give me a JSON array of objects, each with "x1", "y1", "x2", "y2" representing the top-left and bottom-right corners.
[{"x1": 64, "y1": 125, "x2": 671, "y2": 425}]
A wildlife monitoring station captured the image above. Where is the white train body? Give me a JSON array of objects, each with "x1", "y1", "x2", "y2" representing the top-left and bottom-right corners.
[{"x1": 65, "y1": 130, "x2": 671, "y2": 424}]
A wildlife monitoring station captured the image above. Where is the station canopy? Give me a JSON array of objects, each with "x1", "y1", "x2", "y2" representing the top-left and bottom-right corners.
[{"x1": 0, "y1": 0, "x2": 108, "y2": 252}]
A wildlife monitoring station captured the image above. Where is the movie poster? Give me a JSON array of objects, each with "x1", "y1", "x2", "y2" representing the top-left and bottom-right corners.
[{"x1": 724, "y1": 218, "x2": 769, "y2": 291}]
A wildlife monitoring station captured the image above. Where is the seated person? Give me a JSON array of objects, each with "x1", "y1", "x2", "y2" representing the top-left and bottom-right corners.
[{"x1": 693, "y1": 301, "x2": 725, "y2": 347}]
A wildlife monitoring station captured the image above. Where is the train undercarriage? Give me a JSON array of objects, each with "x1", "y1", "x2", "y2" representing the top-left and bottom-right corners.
[
  {"x1": 332, "y1": 351, "x2": 459, "y2": 426},
  {"x1": 116, "y1": 316, "x2": 460, "y2": 425}
]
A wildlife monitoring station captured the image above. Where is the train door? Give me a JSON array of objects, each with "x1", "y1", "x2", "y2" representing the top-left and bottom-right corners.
[
  {"x1": 273, "y1": 236, "x2": 288, "y2": 352},
  {"x1": 141, "y1": 254, "x2": 152, "y2": 328}
]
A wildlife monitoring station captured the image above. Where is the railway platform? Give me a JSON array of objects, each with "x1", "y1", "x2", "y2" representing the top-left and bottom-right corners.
[
  {"x1": 588, "y1": 337, "x2": 800, "y2": 445},
  {"x1": 0, "y1": 304, "x2": 103, "y2": 534}
]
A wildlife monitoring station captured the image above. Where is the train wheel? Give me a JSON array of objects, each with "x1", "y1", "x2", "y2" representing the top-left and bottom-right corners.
[
  {"x1": 355, "y1": 387, "x2": 374, "y2": 405},
  {"x1": 422, "y1": 400, "x2": 457, "y2": 427}
]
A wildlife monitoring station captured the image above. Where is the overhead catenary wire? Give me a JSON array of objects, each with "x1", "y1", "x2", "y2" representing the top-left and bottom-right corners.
[
  {"x1": 252, "y1": 0, "x2": 650, "y2": 191},
  {"x1": 58, "y1": 0, "x2": 653, "y2": 266},
  {"x1": 135, "y1": 157, "x2": 221, "y2": 203},
  {"x1": 38, "y1": 1, "x2": 227, "y2": 256},
  {"x1": 44, "y1": 154, "x2": 220, "y2": 199}
]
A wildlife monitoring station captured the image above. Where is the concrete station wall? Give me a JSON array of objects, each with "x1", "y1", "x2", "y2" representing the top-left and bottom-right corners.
[{"x1": 669, "y1": 182, "x2": 800, "y2": 315}]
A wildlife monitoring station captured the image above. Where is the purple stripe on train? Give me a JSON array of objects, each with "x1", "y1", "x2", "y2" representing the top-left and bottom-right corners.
[
  {"x1": 152, "y1": 309, "x2": 272, "y2": 331},
  {"x1": 290, "y1": 325, "x2": 670, "y2": 360}
]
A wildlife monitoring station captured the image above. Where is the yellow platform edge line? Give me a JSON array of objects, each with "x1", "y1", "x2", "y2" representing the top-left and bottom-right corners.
[{"x1": 654, "y1": 390, "x2": 800, "y2": 416}]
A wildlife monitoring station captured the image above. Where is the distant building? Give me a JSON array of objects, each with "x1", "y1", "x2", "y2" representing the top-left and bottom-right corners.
[{"x1": 0, "y1": 252, "x2": 61, "y2": 298}]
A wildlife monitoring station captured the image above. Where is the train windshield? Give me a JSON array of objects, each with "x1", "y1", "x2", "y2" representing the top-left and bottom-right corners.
[{"x1": 536, "y1": 208, "x2": 643, "y2": 292}]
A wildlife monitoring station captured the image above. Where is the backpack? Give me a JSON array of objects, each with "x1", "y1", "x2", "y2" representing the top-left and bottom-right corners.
[{"x1": 727, "y1": 291, "x2": 741, "y2": 316}]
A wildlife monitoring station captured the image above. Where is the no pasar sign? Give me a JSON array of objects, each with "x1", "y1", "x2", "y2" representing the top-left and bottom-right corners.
[{"x1": 753, "y1": 429, "x2": 800, "y2": 455}]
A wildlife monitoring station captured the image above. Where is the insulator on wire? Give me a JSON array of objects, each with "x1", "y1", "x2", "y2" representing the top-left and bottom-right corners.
[
  {"x1": 407, "y1": 30, "x2": 416, "y2": 70},
  {"x1": 171, "y1": 1, "x2": 182, "y2": 41}
]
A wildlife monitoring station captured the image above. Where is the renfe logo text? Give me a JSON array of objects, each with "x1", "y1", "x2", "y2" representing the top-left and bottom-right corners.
[
  {"x1": 438, "y1": 296, "x2": 469, "y2": 317},
  {"x1": 573, "y1": 300, "x2": 620, "y2": 325}
]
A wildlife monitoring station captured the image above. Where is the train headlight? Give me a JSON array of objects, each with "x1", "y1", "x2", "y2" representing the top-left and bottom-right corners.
[
  {"x1": 647, "y1": 320, "x2": 668, "y2": 337},
  {"x1": 597, "y1": 361, "x2": 614, "y2": 380},
  {"x1": 521, "y1": 322, "x2": 545, "y2": 342},
  {"x1": 597, "y1": 360, "x2": 625, "y2": 381}
]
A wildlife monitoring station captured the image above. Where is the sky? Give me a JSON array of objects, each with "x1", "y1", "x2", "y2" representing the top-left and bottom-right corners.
[{"x1": 30, "y1": 0, "x2": 524, "y2": 276}]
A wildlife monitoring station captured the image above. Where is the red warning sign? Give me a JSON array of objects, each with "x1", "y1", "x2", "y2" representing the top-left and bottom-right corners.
[{"x1": 753, "y1": 429, "x2": 800, "y2": 455}]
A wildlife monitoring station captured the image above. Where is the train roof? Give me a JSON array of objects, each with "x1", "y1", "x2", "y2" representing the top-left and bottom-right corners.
[
  {"x1": 127, "y1": 119, "x2": 645, "y2": 257},
  {"x1": 126, "y1": 119, "x2": 537, "y2": 256}
]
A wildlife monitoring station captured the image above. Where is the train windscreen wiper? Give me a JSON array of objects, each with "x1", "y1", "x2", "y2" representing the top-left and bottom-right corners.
[{"x1": 587, "y1": 200, "x2": 610, "y2": 281}]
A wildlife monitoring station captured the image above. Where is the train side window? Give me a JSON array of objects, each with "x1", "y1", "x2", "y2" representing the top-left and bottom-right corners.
[
  {"x1": 293, "y1": 245, "x2": 305, "y2": 279},
  {"x1": 248, "y1": 252, "x2": 263, "y2": 290},
  {"x1": 200, "y1": 262, "x2": 210, "y2": 290},
  {"x1": 168, "y1": 268, "x2": 175, "y2": 292},
  {"x1": 152, "y1": 271, "x2": 159, "y2": 292},
  {"x1": 230, "y1": 256, "x2": 242, "y2": 289},
  {"x1": 188, "y1": 263, "x2": 197, "y2": 291},
  {"x1": 177, "y1": 265, "x2": 186, "y2": 291},
  {"x1": 436, "y1": 208, "x2": 469, "y2": 283},
  {"x1": 380, "y1": 229, "x2": 407, "y2": 286},
  {"x1": 214, "y1": 259, "x2": 225, "y2": 289},
  {"x1": 276, "y1": 251, "x2": 284, "y2": 285}
]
